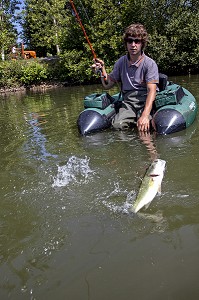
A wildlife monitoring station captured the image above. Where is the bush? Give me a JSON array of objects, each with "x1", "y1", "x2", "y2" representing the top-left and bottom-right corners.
[
  {"x1": 0, "y1": 60, "x2": 23, "y2": 87},
  {"x1": 58, "y1": 50, "x2": 93, "y2": 84},
  {"x1": 21, "y1": 61, "x2": 48, "y2": 85},
  {"x1": 0, "y1": 60, "x2": 48, "y2": 87},
  {"x1": 0, "y1": 52, "x2": 102, "y2": 88}
]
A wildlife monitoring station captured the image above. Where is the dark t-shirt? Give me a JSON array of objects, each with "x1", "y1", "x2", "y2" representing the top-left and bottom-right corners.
[{"x1": 109, "y1": 53, "x2": 159, "y2": 95}]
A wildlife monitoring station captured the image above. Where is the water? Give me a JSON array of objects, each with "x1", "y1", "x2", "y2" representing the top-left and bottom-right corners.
[{"x1": 0, "y1": 75, "x2": 199, "y2": 300}]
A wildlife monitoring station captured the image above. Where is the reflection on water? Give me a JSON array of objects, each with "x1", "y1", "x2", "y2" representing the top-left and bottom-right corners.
[
  {"x1": 138, "y1": 131, "x2": 158, "y2": 161},
  {"x1": 24, "y1": 112, "x2": 58, "y2": 161},
  {"x1": 0, "y1": 77, "x2": 199, "y2": 299}
]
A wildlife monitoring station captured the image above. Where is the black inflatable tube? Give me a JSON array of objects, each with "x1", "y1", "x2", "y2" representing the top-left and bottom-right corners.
[
  {"x1": 153, "y1": 108, "x2": 186, "y2": 134},
  {"x1": 77, "y1": 110, "x2": 113, "y2": 135}
]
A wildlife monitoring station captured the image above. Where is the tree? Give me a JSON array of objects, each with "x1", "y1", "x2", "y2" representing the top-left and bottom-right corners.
[
  {"x1": 147, "y1": 0, "x2": 199, "y2": 73},
  {"x1": 21, "y1": 0, "x2": 199, "y2": 75},
  {"x1": 21, "y1": 0, "x2": 67, "y2": 56},
  {"x1": 0, "y1": 0, "x2": 21, "y2": 60}
]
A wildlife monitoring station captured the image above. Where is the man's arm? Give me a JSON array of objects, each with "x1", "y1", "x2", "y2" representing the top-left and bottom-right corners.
[{"x1": 137, "y1": 83, "x2": 157, "y2": 132}]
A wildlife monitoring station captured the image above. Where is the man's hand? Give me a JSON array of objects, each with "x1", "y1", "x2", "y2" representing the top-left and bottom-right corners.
[
  {"x1": 91, "y1": 58, "x2": 105, "y2": 74},
  {"x1": 91, "y1": 58, "x2": 115, "y2": 89},
  {"x1": 137, "y1": 113, "x2": 150, "y2": 132}
]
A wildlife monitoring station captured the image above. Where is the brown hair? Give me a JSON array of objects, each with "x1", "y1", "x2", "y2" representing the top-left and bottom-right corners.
[{"x1": 123, "y1": 23, "x2": 149, "y2": 50}]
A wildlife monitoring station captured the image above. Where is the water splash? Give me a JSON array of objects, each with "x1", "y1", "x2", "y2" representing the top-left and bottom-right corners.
[
  {"x1": 98, "y1": 182, "x2": 136, "y2": 214},
  {"x1": 52, "y1": 156, "x2": 95, "y2": 187}
]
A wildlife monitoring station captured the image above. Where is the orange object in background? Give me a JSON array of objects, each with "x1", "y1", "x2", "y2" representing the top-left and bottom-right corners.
[
  {"x1": 11, "y1": 43, "x2": 36, "y2": 59},
  {"x1": 21, "y1": 43, "x2": 36, "y2": 59}
]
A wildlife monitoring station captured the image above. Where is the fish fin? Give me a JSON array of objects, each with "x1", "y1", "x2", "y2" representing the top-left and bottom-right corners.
[
  {"x1": 157, "y1": 184, "x2": 161, "y2": 195},
  {"x1": 144, "y1": 201, "x2": 152, "y2": 210},
  {"x1": 129, "y1": 202, "x2": 140, "y2": 214}
]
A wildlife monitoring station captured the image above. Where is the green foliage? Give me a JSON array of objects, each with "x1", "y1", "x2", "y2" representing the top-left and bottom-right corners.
[
  {"x1": 20, "y1": 61, "x2": 48, "y2": 84},
  {"x1": 1, "y1": 0, "x2": 199, "y2": 88},
  {"x1": 21, "y1": 0, "x2": 67, "y2": 56},
  {"x1": 0, "y1": 60, "x2": 49, "y2": 87},
  {"x1": 0, "y1": 60, "x2": 23, "y2": 87},
  {"x1": 58, "y1": 50, "x2": 93, "y2": 84},
  {"x1": 0, "y1": 56, "x2": 99, "y2": 88},
  {"x1": 0, "y1": 0, "x2": 21, "y2": 57}
]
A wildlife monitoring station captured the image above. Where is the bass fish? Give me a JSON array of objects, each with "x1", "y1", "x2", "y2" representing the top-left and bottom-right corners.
[{"x1": 130, "y1": 159, "x2": 166, "y2": 213}]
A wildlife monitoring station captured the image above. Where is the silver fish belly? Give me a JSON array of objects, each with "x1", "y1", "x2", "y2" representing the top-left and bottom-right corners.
[{"x1": 130, "y1": 159, "x2": 166, "y2": 213}]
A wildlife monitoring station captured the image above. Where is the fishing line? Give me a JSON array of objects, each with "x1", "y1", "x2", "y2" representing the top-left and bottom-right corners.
[
  {"x1": 69, "y1": 0, "x2": 110, "y2": 81},
  {"x1": 69, "y1": 0, "x2": 123, "y2": 91},
  {"x1": 77, "y1": 0, "x2": 111, "y2": 29},
  {"x1": 69, "y1": 0, "x2": 97, "y2": 59},
  {"x1": 78, "y1": 0, "x2": 94, "y2": 31},
  {"x1": 73, "y1": 0, "x2": 123, "y2": 91}
]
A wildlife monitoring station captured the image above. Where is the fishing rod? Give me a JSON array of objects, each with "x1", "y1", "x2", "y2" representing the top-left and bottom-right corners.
[
  {"x1": 69, "y1": 0, "x2": 96, "y2": 59},
  {"x1": 69, "y1": 0, "x2": 107, "y2": 80}
]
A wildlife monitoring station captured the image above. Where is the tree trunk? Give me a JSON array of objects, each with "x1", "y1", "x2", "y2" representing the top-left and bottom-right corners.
[
  {"x1": 53, "y1": 17, "x2": 60, "y2": 55},
  {"x1": 1, "y1": 47, "x2": 5, "y2": 61}
]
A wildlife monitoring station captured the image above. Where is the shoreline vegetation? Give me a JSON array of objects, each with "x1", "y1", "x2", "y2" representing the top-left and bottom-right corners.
[
  {"x1": 0, "y1": 56, "x2": 199, "y2": 95},
  {"x1": 0, "y1": 81, "x2": 65, "y2": 94},
  {"x1": 0, "y1": 56, "x2": 97, "y2": 94},
  {"x1": 2, "y1": 0, "x2": 199, "y2": 97}
]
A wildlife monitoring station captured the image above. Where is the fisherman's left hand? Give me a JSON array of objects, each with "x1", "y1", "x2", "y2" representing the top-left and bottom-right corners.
[{"x1": 137, "y1": 114, "x2": 150, "y2": 132}]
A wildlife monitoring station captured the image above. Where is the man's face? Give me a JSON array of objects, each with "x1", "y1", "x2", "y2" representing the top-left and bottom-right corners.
[{"x1": 125, "y1": 37, "x2": 142, "y2": 56}]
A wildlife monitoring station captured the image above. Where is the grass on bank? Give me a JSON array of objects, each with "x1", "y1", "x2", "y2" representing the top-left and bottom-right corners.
[
  {"x1": 2, "y1": 49, "x2": 198, "y2": 90},
  {"x1": 0, "y1": 51, "x2": 98, "y2": 89}
]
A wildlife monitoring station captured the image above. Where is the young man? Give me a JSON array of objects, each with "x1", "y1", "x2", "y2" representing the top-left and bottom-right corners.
[{"x1": 92, "y1": 23, "x2": 159, "y2": 132}]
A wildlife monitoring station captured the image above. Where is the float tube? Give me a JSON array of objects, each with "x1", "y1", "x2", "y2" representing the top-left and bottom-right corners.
[{"x1": 77, "y1": 75, "x2": 198, "y2": 135}]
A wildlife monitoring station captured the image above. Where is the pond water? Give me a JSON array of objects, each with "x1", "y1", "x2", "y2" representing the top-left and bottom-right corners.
[{"x1": 0, "y1": 75, "x2": 199, "y2": 300}]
